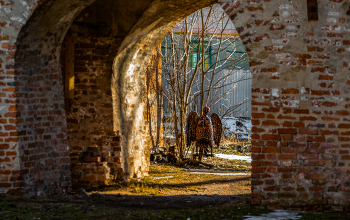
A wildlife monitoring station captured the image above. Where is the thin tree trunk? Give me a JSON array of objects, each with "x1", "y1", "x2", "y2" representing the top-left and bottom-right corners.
[
  {"x1": 179, "y1": 97, "x2": 186, "y2": 159},
  {"x1": 146, "y1": 67, "x2": 155, "y2": 148},
  {"x1": 200, "y1": 8, "x2": 205, "y2": 115},
  {"x1": 155, "y1": 51, "x2": 162, "y2": 148}
]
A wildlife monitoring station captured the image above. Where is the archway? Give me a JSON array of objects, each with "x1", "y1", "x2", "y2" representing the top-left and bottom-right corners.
[
  {"x1": 8, "y1": 0, "x2": 217, "y2": 195},
  {"x1": 0, "y1": 0, "x2": 349, "y2": 211}
]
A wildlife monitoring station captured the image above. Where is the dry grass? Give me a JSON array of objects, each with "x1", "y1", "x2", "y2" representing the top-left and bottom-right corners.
[{"x1": 97, "y1": 164, "x2": 251, "y2": 196}]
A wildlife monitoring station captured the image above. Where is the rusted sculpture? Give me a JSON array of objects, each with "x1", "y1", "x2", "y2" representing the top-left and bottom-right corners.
[{"x1": 186, "y1": 107, "x2": 222, "y2": 161}]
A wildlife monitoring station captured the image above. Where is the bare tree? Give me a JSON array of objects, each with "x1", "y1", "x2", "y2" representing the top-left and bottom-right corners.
[
  {"x1": 161, "y1": 5, "x2": 251, "y2": 160},
  {"x1": 145, "y1": 50, "x2": 163, "y2": 150}
]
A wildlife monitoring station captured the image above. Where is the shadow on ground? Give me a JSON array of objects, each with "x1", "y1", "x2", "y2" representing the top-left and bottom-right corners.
[{"x1": 90, "y1": 193, "x2": 251, "y2": 209}]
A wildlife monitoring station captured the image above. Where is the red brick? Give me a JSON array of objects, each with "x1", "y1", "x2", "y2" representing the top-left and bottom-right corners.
[
  {"x1": 252, "y1": 127, "x2": 265, "y2": 133},
  {"x1": 262, "y1": 147, "x2": 280, "y2": 153},
  {"x1": 252, "y1": 100, "x2": 269, "y2": 106},
  {"x1": 262, "y1": 134, "x2": 280, "y2": 140},
  {"x1": 251, "y1": 147, "x2": 261, "y2": 153},
  {"x1": 252, "y1": 167, "x2": 265, "y2": 173},
  {"x1": 0, "y1": 144, "x2": 9, "y2": 149},
  {"x1": 305, "y1": 173, "x2": 325, "y2": 179},
  {"x1": 321, "y1": 130, "x2": 339, "y2": 135},
  {"x1": 323, "y1": 102, "x2": 338, "y2": 107},
  {"x1": 252, "y1": 113, "x2": 265, "y2": 118},
  {"x1": 299, "y1": 129, "x2": 318, "y2": 135},
  {"x1": 261, "y1": 107, "x2": 280, "y2": 112},
  {"x1": 252, "y1": 88, "x2": 269, "y2": 94},
  {"x1": 338, "y1": 124, "x2": 350, "y2": 129},
  {"x1": 251, "y1": 134, "x2": 260, "y2": 140},
  {"x1": 266, "y1": 140, "x2": 277, "y2": 147},
  {"x1": 281, "y1": 88, "x2": 299, "y2": 94},
  {"x1": 307, "y1": 136, "x2": 325, "y2": 142},
  {"x1": 251, "y1": 161, "x2": 261, "y2": 167},
  {"x1": 278, "y1": 154, "x2": 297, "y2": 160},
  {"x1": 298, "y1": 168, "x2": 311, "y2": 173},
  {"x1": 278, "y1": 128, "x2": 297, "y2": 134},
  {"x1": 318, "y1": 75, "x2": 333, "y2": 80},
  {"x1": 283, "y1": 147, "x2": 294, "y2": 153},
  {"x1": 282, "y1": 121, "x2": 292, "y2": 127},
  {"x1": 309, "y1": 186, "x2": 325, "y2": 191},
  {"x1": 252, "y1": 154, "x2": 265, "y2": 160},
  {"x1": 300, "y1": 116, "x2": 317, "y2": 121},
  {"x1": 263, "y1": 186, "x2": 280, "y2": 191},
  {"x1": 304, "y1": 160, "x2": 323, "y2": 166},
  {"x1": 261, "y1": 161, "x2": 279, "y2": 166},
  {"x1": 262, "y1": 120, "x2": 279, "y2": 126},
  {"x1": 6, "y1": 151, "x2": 16, "y2": 156}
]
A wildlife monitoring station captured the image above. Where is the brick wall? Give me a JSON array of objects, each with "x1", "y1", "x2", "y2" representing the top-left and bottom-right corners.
[
  {"x1": 60, "y1": 4, "x2": 165, "y2": 188},
  {"x1": 3, "y1": 0, "x2": 350, "y2": 210},
  {"x1": 60, "y1": 20, "x2": 124, "y2": 188},
  {"x1": 67, "y1": 34, "x2": 124, "y2": 187},
  {"x1": 223, "y1": 0, "x2": 350, "y2": 211},
  {"x1": 59, "y1": 3, "x2": 166, "y2": 188}
]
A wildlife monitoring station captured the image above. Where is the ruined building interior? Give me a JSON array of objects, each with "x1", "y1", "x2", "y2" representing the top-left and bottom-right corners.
[{"x1": 1, "y1": 0, "x2": 350, "y2": 212}]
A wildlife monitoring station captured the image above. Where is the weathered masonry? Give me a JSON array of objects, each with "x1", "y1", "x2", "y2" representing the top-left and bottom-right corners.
[
  {"x1": 0, "y1": 0, "x2": 217, "y2": 195},
  {"x1": 0, "y1": 0, "x2": 350, "y2": 211}
]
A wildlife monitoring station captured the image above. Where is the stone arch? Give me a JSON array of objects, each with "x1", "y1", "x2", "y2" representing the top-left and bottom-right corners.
[
  {"x1": 0, "y1": 0, "x2": 349, "y2": 210},
  {"x1": 0, "y1": 0, "x2": 217, "y2": 195}
]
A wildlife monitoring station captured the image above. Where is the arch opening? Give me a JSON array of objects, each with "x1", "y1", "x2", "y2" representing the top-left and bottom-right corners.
[
  {"x1": 146, "y1": 3, "x2": 253, "y2": 199},
  {"x1": 9, "y1": 0, "x2": 217, "y2": 195}
]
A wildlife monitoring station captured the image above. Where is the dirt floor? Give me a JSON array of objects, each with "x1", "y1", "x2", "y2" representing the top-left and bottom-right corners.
[
  {"x1": 0, "y1": 163, "x2": 258, "y2": 219},
  {"x1": 1, "y1": 163, "x2": 350, "y2": 219},
  {"x1": 97, "y1": 164, "x2": 251, "y2": 197},
  {"x1": 1, "y1": 143, "x2": 349, "y2": 219}
]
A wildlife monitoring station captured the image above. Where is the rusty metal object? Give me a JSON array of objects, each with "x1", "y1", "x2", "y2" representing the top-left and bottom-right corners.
[
  {"x1": 307, "y1": 0, "x2": 318, "y2": 21},
  {"x1": 196, "y1": 116, "x2": 214, "y2": 141},
  {"x1": 186, "y1": 107, "x2": 223, "y2": 161}
]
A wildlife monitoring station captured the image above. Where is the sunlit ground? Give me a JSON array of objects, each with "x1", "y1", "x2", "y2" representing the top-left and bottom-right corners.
[{"x1": 96, "y1": 164, "x2": 251, "y2": 196}]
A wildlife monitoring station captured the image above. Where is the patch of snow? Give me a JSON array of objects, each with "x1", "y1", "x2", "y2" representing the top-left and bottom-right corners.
[
  {"x1": 215, "y1": 154, "x2": 252, "y2": 163},
  {"x1": 222, "y1": 117, "x2": 252, "y2": 139},
  {"x1": 151, "y1": 176, "x2": 174, "y2": 180},
  {"x1": 244, "y1": 210, "x2": 302, "y2": 220},
  {"x1": 190, "y1": 172, "x2": 250, "y2": 176}
]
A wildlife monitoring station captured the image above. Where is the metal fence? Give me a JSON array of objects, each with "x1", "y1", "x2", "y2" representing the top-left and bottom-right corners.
[{"x1": 162, "y1": 69, "x2": 252, "y2": 118}]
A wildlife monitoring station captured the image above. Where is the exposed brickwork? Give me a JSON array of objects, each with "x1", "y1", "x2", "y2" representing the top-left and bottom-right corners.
[
  {"x1": 60, "y1": 5, "x2": 125, "y2": 188},
  {"x1": 0, "y1": 0, "x2": 95, "y2": 196},
  {"x1": 3, "y1": 0, "x2": 350, "y2": 211},
  {"x1": 223, "y1": 0, "x2": 350, "y2": 211}
]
